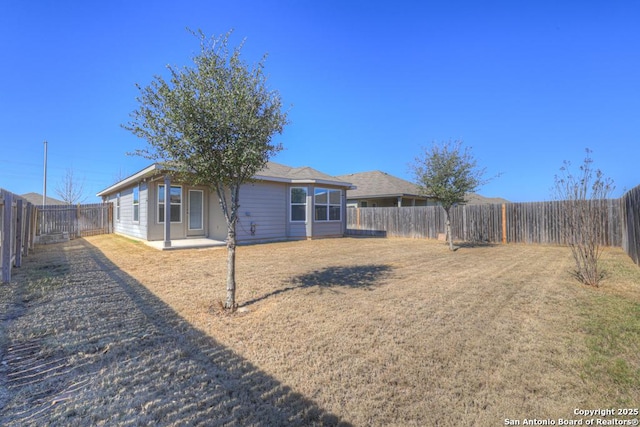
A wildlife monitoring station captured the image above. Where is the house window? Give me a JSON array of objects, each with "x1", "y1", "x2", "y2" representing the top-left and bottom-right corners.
[
  {"x1": 290, "y1": 187, "x2": 307, "y2": 222},
  {"x1": 360, "y1": 201, "x2": 368, "y2": 208},
  {"x1": 314, "y1": 188, "x2": 341, "y2": 221},
  {"x1": 158, "y1": 185, "x2": 182, "y2": 223},
  {"x1": 116, "y1": 193, "x2": 121, "y2": 221},
  {"x1": 133, "y1": 185, "x2": 140, "y2": 222}
]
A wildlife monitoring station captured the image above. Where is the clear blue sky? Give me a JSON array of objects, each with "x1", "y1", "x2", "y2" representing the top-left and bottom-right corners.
[{"x1": 1, "y1": 1, "x2": 639, "y2": 203}]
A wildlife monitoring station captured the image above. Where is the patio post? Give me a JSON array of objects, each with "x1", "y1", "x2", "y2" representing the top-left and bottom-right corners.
[{"x1": 163, "y1": 175, "x2": 171, "y2": 248}]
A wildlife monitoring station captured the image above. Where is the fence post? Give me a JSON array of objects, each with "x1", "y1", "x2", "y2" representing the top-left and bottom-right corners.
[
  {"x1": 24, "y1": 203, "x2": 32, "y2": 255},
  {"x1": 76, "y1": 203, "x2": 81, "y2": 238},
  {"x1": 30, "y1": 206, "x2": 38, "y2": 250},
  {"x1": 0, "y1": 193, "x2": 4, "y2": 280},
  {"x1": 15, "y1": 198, "x2": 23, "y2": 268},
  {"x1": 462, "y1": 205, "x2": 467, "y2": 241},
  {"x1": 2, "y1": 191, "x2": 13, "y2": 283},
  {"x1": 502, "y1": 203, "x2": 507, "y2": 244}
]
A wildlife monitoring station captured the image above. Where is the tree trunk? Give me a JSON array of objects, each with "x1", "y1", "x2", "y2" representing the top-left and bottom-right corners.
[
  {"x1": 225, "y1": 224, "x2": 237, "y2": 309},
  {"x1": 218, "y1": 182, "x2": 240, "y2": 311},
  {"x1": 445, "y1": 208, "x2": 454, "y2": 251}
]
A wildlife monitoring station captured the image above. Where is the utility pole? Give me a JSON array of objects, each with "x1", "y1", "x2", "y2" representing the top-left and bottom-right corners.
[{"x1": 43, "y1": 140, "x2": 48, "y2": 205}]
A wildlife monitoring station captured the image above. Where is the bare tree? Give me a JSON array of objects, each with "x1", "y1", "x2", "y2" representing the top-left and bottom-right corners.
[
  {"x1": 55, "y1": 168, "x2": 86, "y2": 204},
  {"x1": 553, "y1": 149, "x2": 615, "y2": 286},
  {"x1": 112, "y1": 168, "x2": 128, "y2": 185}
]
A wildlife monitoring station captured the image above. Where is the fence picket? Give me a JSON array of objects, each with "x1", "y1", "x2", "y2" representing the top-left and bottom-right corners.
[
  {"x1": 1, "y1": 189, "x2": 38, "y2": 283},
  {"x1": 622, "y1": 186, "x2": 640, "y2": 265},
  {"x1": 37, "y1": 203, "x2": 113, "y2": 238},
  {"x1": 348, "y1": 189, "x2": 640, "y2": 266}
]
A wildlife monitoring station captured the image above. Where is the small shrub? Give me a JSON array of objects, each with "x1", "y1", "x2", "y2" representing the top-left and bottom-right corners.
[{"x1": 554, "y1": 149, "x2": 615, "y2": 286}]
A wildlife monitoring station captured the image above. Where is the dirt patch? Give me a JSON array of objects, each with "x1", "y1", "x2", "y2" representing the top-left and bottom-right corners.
[{"x1": 2, "y1": 235, "x2": 639, "y2": 426}]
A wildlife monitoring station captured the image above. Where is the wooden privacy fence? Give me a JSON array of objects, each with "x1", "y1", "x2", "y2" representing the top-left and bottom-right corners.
[
  {"x1": 1, "y1": 189, "x2": 38, "y2": 283},
  {"x1": 349, "y1": 200, "x2": 622, "y2": 246},
  {"x1": 621, "y1": 185, "x2": 640, "y2": 265},
  {"x1": 37, "y1": 203, "x2": 113, "y2": 239},
  {"x1": 348, "y1": 193, "x2": 640, "y2": 263},
  {"x1": 1, "y1": 198, "x2": 113, "y2": 283},
  {"x1": 501, "y1": 199, "x2": 623, "y2": 246}
]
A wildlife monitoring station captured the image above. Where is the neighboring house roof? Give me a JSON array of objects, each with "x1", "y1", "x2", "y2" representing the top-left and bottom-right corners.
[
  {"x1": 464, "y1": 193, "x2": 510, "y2": 205},
  {"x1": 97, "y1": 162, "x2": 354, "y2": 197},
  {"x1": 20, "y1": 192, "x2": 67, "y2": 206},
  {"x1": 335, "y1": 171, "x2": 427, "y2": 200},
  {"x1": 335, "y1": 170, "x2": 509, "y2": 205}
]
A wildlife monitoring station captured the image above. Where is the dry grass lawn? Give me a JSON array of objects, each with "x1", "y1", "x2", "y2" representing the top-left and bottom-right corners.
[{"x1": 1, "y1": 234, "x2": 639, "y2": 426}]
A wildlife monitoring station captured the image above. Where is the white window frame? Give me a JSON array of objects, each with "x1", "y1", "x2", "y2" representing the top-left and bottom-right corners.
[
  {"x1": 133, "y1": 185, "x2": 140, "y2": 223},
  {"x1": 116, "y1": 193, "x2": 121, "y2": 222},
  {"x1": 314, "y1": 188, "x2": 341, "y2": 222},
  {"x1": 188, "y1": 189, "x2": 204, "y2": 231},
  {"x1": 290, "y1": 187, "x2": 307, "y2": 222},
  {"x1": 158, "y1": 184, "x2": 182, "y2": 224}
]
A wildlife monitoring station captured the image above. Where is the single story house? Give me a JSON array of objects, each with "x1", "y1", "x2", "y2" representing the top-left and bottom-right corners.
[
  {"x1": 97, "y1": 162, "x2": 354, "y2": 248},
  {"x1": 336, "y1": 171, "x2": 510, "y2": 208},
  {"x1": 335, "y1": 171, "x2": 435, "y2": 208}
]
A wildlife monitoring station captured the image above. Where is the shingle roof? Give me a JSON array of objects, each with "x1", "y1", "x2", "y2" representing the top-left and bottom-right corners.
[
  {"x1": 464, "y1": 193, "x2": 510, "y2": 205},
  {"x1": 335, "y1": 171, "x2": 510, "y2": 204},
  {"x1": 256, "y1": 162, "x2": 347, "y2": 183},
  {"x1": 335, "y1": 171, "x2": 426, "y2": 199},
  {"x1": 98, "y1": 162, "x2": 353, "y2": 197},
  {"x1": 20, "y1": 192, "x2": 67, "y2": 206}
]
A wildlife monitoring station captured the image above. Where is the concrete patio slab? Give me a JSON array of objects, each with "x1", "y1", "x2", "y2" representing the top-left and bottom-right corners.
[{"x1": 144, "y1": 238, "x2": 226, "y2": 250}]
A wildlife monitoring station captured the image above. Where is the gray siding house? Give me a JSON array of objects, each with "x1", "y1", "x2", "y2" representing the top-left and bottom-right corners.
[{"x1": 97, "y1": 162, "x2": 354, "y2": 247}]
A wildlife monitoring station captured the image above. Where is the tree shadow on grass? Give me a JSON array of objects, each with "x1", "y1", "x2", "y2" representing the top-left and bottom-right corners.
[
  {"x1": 240, "y1": 264, "x2": 393, "y2": 308},
  {"x1": 451, "y1": 241, "x2": 499, "y2": 250},
  {"x1": 0, "y1": 239, "x2": 350, "y2": 426}
]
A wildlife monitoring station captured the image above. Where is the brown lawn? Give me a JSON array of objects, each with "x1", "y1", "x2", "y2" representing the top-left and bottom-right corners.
[{"x1": 1, "y1": 235, "x2": 639, "y2": 426}]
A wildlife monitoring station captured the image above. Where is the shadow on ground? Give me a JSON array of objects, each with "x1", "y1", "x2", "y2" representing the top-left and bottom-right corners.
[
  {"x1": 452, "y1": 241, "x2": 499, "y2": 250},
  {"x1": 240, "y1": 264, "x2": 393, "y2": 308},
  {"x1": 0, "y1": 239, "x2": 350, "y2": 426}
]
